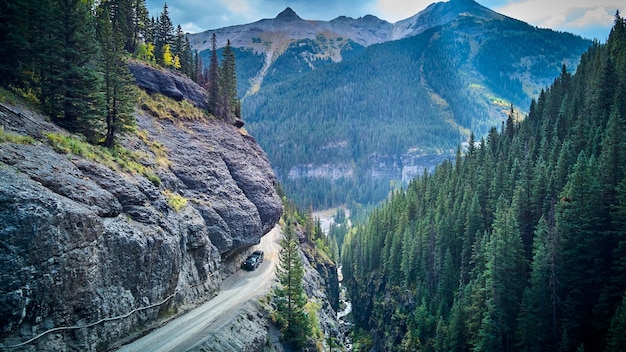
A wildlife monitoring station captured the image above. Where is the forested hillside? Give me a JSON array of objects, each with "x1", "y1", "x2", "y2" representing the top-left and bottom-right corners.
[
  {"x1": 341, "y1": 13, "x2": 626, "y2": 352},
  {"x1": 240, "y1": 0, "x2": 592, "y2": 209}
]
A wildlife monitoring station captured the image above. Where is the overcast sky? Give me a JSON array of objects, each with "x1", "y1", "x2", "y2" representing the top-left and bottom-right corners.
[{"x1": 145, "y1": 0, "x2": 624, "y2": 42}]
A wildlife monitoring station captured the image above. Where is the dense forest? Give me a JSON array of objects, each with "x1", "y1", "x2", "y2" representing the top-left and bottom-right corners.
[
  {"x1": 242, "y1": 8, "x2": 592, "y2": 209},
  {"x1": 0, "y1": 0, "x2": 241, "y2": 148},
  {"x1": 342, "y1": 13, "x2": 626, "y2": 351}
]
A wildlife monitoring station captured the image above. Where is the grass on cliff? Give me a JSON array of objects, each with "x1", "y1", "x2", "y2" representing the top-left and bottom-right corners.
[
  {"x1": 162, "y1": 189, "x2": 188, "y2": 211},
  {"x1": 45, "y1": 132, "x2": 161, "y2": 186},
  {"x1": 0, "y1": 86, "x2": 39, "y2": 110},
  {"x1": 135, "y1": 88, "x2": 210, "y2": 121},
  {"x1": 0, "y1": 128, "x2": 35, "y2": 145},
  {"x1": 135, "y1": 129, "x2": 172, "y2": 168}
]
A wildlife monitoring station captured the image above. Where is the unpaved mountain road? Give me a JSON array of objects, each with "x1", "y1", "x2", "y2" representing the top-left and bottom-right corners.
[{"x1": 117, "y1": 226, "x2": 281, "y2": 352}]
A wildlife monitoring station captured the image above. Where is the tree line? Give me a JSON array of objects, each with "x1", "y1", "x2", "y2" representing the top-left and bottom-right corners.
[
  {"x1": 342, "y1": 13, "x2": 626, "y2": 352},
  {"x1": 0, "y1": 0, "x2": 241, "y2": 148}
]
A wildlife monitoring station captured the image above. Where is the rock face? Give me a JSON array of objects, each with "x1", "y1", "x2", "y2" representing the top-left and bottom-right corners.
[
  {"x1": 189, "y1": 301, "x2": 271, "y2": 352},
  {"x1": 296, "y1": 229, "x2": 345, "y2": 350},
  {"x1": 128, "y1": 61, "x2": 208, "y2": 110},
  {"x1": 0, "y1": 65, "x2": 282, "y2": 350},
  {"x1": 191, "y1": 228, "x2": 346, "y2": 352}
]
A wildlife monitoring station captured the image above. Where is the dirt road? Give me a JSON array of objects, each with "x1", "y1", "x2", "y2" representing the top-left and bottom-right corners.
[{"x1": 117, "y1": 225, "x2": 281, "y2": 352}]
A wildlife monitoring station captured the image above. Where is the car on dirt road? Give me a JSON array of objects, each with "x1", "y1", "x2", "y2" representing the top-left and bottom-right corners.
[{"x1": 242, "y1": 250, "x2": 264, "y2": 271}]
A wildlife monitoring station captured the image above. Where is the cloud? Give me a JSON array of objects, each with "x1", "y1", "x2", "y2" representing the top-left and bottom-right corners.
[
  {"x1": 220, "y1": 0, "x2": 253, "y2": 14},
  {"x1": 571, "y1": 6, "x2": 615, "y2": 28},
  {"x1": 495, "y1": 0, "x2": 622, "y2": 31},
  {"x1": 371, "y1": 0, "x2": 445, "y2": 22}
]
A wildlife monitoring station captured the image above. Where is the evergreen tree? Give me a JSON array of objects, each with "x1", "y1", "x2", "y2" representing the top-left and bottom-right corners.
[
  {"x1": 219, "y1": 39, "x2": 240, "y2": 121},
  {"x1": 131, "y1": 0, "x2": 149, "y2": 53},
  {"x1": 605, "y1": 293, "x2": 626, "y2": 352},
  {"x1": 274, "y1": 219, "x2": 310, "y2": 349},
  {"x1": 516, "y1": 216, "x2": 559, "y2": 351},
  {"x1": 102, "y1": 0, "x2": 148, "y2": 54},
  {"x1": 172, "y1": 24, "x2": 184, "y2": 61},
  {"x1": 341, "y1": 16, "x2": 626, "y2": 351},
  {"x1": 0, "y1": 0, "x2": 32, "y2": 86},
  {"x1": 557, "y1": 152, "x2": 605, "y2": 351},
  {"x1": 181, "y1": 36, "x2": 194, "y2": 78},
  {"x1": 37, "y1": 0, "x2": 105, "y2": 141},
  {"x1": 96, "y1": 1, "x2": 136, "y2": 148},
  {"x1": 154, "y1": 3, "x2": 173, "y2": 65},
  {"x1": 207, "y1": 32, "x2": 220, "y2": 116},
  {"x1": 475, "y1": 196, "x2": 525, "y2": 352},
  {"x1": 144, "y1": 16, "x2": 156, "y2": 44}
]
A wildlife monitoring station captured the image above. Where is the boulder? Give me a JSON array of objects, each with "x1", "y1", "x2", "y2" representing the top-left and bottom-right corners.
[{"x1": 128, "y1": 61, "x2": 208, "y2": 110}]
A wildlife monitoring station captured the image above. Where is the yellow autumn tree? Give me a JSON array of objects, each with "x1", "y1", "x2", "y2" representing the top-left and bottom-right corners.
[{"x1": 162, "y1": 44, "x2": 174, "y2": 67}]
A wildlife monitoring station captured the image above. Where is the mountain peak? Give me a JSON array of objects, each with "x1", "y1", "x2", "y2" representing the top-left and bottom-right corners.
[
  {"x1": 276, "y1": 7, "x2": 301, "y2": 22},
  {"x1": 448, "y1": 0, "x2": 484, "y2": 12},
  {"x1": 392, "y1": 0, "x2": 498, "y2": 39}
]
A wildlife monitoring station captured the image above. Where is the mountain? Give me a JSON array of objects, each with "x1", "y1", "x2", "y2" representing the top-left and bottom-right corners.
[
  {"x1": 341, "y1": 15, "x2": 626, "y2": 351},
  {"x1": 0, "y1": 65, "x2": 282, "y2": 350},
  {"x1": 188, "y1": 0, "x2": 509, "y2": 95},
  {"x1": 190, "y1": 0, "x2": 593, "y2": 209}
]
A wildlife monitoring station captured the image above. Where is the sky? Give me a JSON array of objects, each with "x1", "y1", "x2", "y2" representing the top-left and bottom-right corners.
[{"x1": 146, "y1": 0, "x2": 624, "y2": 42}]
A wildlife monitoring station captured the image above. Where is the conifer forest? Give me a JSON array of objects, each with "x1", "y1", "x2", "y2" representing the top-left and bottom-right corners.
[
  {"x1": 342, "y1": 14, "x2": 626, "y2": 352},
  {"x1": 0, "y1": 0, "x2": 239, "y2": 147}
]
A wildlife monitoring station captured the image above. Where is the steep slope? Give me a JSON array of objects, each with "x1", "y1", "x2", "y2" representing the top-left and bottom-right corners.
[
  {"x1": 189, "y1": 7, "x2": 388, "y2": 96},
  {"x1": 237, "y1": 0, "x2": 592, "y2": 208},
  {"x1": 342, "y1": 16, "x2": 626, "y2": 351},
  {"x1": 0, "y1": 65, "x2": 282, "y2": 350}
]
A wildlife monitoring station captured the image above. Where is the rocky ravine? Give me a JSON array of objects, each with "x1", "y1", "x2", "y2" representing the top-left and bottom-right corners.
[
  {"x1": 0, "y1": 64, "x2": 282, "y2": 351},
  {"x1": 194, "y1": 226, "x2": 346, "y2": 352}
]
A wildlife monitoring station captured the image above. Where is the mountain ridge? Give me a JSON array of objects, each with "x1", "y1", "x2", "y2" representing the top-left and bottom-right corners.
[
  {"x1": 189, "y1": 0, "x2": 515, "y2": 50},
  {"x1": 190, "y1": 0, "x2": 593, "y2": 208}
]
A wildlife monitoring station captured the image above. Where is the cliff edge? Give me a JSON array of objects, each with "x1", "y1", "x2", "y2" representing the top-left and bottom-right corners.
[{"x1": 0, "y1": 64, "x2": 282, "y2": 351}]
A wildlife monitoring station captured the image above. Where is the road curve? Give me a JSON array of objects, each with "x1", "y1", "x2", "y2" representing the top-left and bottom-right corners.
[{"x1": 118, "y1": 226, "x2": 281, "y2": 352}]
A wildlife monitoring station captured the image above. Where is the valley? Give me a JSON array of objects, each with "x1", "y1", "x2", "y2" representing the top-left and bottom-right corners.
[
  {"x1": 1, "y1": 0, "x2": 621, "y2": 351},
  {"x1": 191, "y1": 0, "x2": 593, "y2": 209}
]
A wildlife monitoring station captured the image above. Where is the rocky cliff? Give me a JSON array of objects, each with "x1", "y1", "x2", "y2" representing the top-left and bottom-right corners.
[
  {"x1": 0, "y1": 64, "x2": 282, "y2": 350},
  {"x1": 191, "y1": 227, "x2": 346, "y2": 352}
]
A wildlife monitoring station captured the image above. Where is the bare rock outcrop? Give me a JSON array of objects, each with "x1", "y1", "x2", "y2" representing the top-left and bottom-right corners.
[
  {"x1": 0, "y1": 66, "x2": 282, "y2": 350},
  {"x1": 128, "y1": 61, "x2": 208, "y2": 110}
]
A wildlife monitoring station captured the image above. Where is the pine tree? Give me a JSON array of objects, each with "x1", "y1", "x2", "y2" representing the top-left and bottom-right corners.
[
  {"x1": 131, "y1": 0, "x2": 149, "y2": 53},
  {"x1": 172, "y1": 24, "x2": 184, "y2": 60},
  {"x1": 97, "y1": 1, "x2": 136, "y2": 148},
  {"x1": 219, "y1": 39, "x2": 240, "y2": 121},
  {"x1": 181, "y1": 36, "x2": 194, "y2": 78},
  {"x1": 605, "y1": 293, "x2": 626, "y2": 352},
  {"x1": 274, "y1": 219, "x2": 310, "y2": 349},
  {"x1": 516, "y1": 216, "x2": 559, "y2": 351},
  {"x1": 0, "y1": 0, "x2": 32, "y2": 87},
  {"x1": 207, "y1": 32, "x2": 220, "y2": 117},
  {"x1": 475, "y1": 196, "x2": 525, "y2": 352},
  {"x1": 154, "y1": 3, "x2": 173, "y2": 65},
  {"x1": 557, "y1": 152, "x2": 605, "y2": 351},
  {"x1": 37, "y1": 0, "x2": 105, "y2": 141},
  {"x1": 101, "y1": 0, "x2": 148, "y2": 55}
]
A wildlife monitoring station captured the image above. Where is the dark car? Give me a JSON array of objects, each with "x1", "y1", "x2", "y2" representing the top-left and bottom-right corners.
[{"x1": 242, "y1": 250, "x2": 264, "y2": 271}]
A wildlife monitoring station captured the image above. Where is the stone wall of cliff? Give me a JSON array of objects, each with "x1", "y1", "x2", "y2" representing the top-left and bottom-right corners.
[{"x1": 0, "y1": 65, "x2": 282, "y2": 350}]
